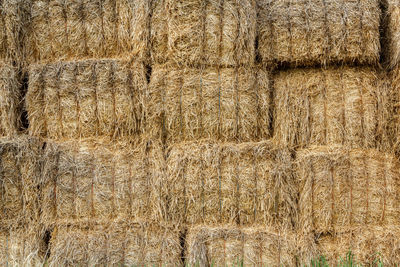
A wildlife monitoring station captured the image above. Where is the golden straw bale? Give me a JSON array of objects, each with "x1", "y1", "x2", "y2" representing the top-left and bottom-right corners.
[
  {"x1": 257, "y1": 0, "x2": 380, "y2": 67},
  {"x1": 298, "y1": 146, "x2": 400, "y2": 235},
  {"x1": 385, "y1": 0, "x2": 400, "y2": 68},
  {"x1": 27, "y1": 0, "x2": 150, "y2": 64},
  {"x1": 48, "y1": 222, "x2": 182, "y2": 267},
  {"x1": 148, "y1": 64, "x2": 270, "y2": 143},
  {"x1": 274, "y1": 67, "x2": 390, "y2": 150},
  {"x1": 151, "y1": 0, "x2": 256, "y2": 66},
  {"x1": 0, "y1": 62, "x2": 20, "y2": 136},
  {"x1": 166, "y1": 140, "x2": 296, "y2": 228},
  {"x1": 26, "y1": 59, "x2": 147, "y2": 141},
  {"x1": 186, "y1": 226, "x2": 296, "y2": 266},
  {"x1": 0, "y1": 228, "x2": 45, "y2": 266},
  {"x1": 41, "y1": 138, "x2": 165, "y2": 228},
  {"x1": 0, "y1": 136, "x2": 42, "y2": 230}
]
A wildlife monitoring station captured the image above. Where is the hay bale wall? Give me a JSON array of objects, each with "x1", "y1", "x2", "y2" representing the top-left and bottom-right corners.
[
  {"x1": 385, "y1": 0, "x2": 400, "y2": 68},
  {"x1": 27, "y1": 0, "x2": 150, "y2": 64},
  {"x1": 48, "y1": 222, "x2": 182, "y2": 267},
  {"x1": 151, "y1": 0, "x2": 256, "y2": 66},
  {"x1": 274, "y1": 67, "x2": 390, "y2": 150},
  {"x1": 148, "y1": 65, "x2": 270, "y2": 143},
  {"x1": 166, "y1": 140, "x2": 296, "y2": 228},
  {"x1": 186, "y1": 226, "x2": 296, "y2": 266},
  {"x1": 0, "y1": 62, "x2": 20, "y2": 136},
  {"x1": 41, "y1": 139, "x2": 165, "y2": 228},
  {"x1": 298, "y1": 146, "x2": 400, "y2": 235},
  {"x1": 257, "y1": 0, "x2": 380, "y2": 67},
  {"x1": 26, "y1": 59, "x2": 147, "y2": 140}
]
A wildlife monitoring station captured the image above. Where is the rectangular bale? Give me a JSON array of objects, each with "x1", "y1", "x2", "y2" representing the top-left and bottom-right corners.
[{"x1": 384, "y1": 0, "x2": 400, "y2": 68}]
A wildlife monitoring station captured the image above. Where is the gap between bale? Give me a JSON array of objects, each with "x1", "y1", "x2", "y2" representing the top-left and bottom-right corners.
[
  {"x1": 297, "y1": 146, "x2": 400, "y2": 235},
  {"x1": 148, "y1": 64, "x2": 271, "y2": 144},
  {"x1": 166, "y1": 140, "x2": 296, "y2": 228},
  {"x1": 257, "y1": 0, "x2": 380, "y2": 67},
  {"x1": 151, "y1": 0, "x2": 256, "y2": 67},
  {"x1": 273, "y1": 66, "x2": 391, "y2": 150},
  {"x1": 26, "y1": 59, "x2": 147, "y2": 141}
]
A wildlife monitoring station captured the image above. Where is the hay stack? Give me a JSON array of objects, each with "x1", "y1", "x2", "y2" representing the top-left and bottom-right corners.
[
  {"x1": 148, "y1": 64, "x2": 270, "y2": 143},
  {"x1": 48, "y1": 221, "x2": 182, "y2": 266},
  {"x1": 26, "y1": 59, "x2": 147, "y2": 140},
  {"x1": 27, "y1": 0, "x2": 150, "y2": 64},
  {"x1": 41, "y1": 138, "x2": 165, "y2": 228},
  {"x1": 274, "y1": 67, "x2": 390, "y2": 150},
  {"x1": 0, "y1": 136, "x2": 42, "y2": 229},
  {"x1": 166, "y1": 140, "x2": 296, "y2": 228},
  {"x1": 186, "y1": 226, "x2": 296, "y2": 266},
  {"x1": 298, "y1": 146, "x2": 400, "y2": 235},
  {"x1": 257, "y1": 0, "x2": 380, "y2": 67},
  {"x1": 0, "y1": 62, "x2": 20, "y2": 136},
  {"x1": 151, "y1": 0, "x2": 256, "y2": 66},
  {"x1": 385, "y1": 0, "x2": 400, "y2": 68}
]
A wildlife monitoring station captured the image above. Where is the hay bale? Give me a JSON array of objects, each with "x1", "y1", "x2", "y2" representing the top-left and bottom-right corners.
[
  {"x1": 0, "y1": 228, "x2": 45, "y2": 266},
  {"x1": 298, "y1": 146, "x2": 400, "y2": 235},
  {"x1": 48, "y1": 222, "x2": 182, "y2": 266},
  {"x1": 186, "y1": 226, "x2": 296, "y2": 266},
  {"x1": 0, "y1": 62, "x2": 20, "y2": 136},
  {"x1": 41, "y1": 138, "x2": 165, "y2": 228},
  {"x1": 274, "y1": 67, "x2": 391, "y2": 150},
  {"x1": 151, "y1": 0, "x2": 256, "y2": 66},
  {"x1": 389, "y1": 67, "x2": 400, "y2": 155},
  {"x1": 166, "y1": 140, "x2": 296, "y2": 228},
  {"x1": 257, "y1": 0, "x2": 380, "y2": 67},
  {"x1": 384, "y1": 0, "x2": 400, "y2": 68},
  {"x1": 27, "y1": 0, "x2": 150, "y2": 64},
  {"x1": 148, "y1": 64, "x2": 270, "y2": 143},
  {"x1": 26, "y1": 59, "x2": 147, "y2": 140},
  {"x1": 0, "y1": 136, "x2": 42, "y2": 229}
]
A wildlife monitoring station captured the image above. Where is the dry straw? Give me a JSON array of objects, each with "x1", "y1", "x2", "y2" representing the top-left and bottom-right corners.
[
  {"x1": 257, "y1": 0, "x2": 380, "y2": 67},
  {"x1": 151, "y1": 0, "x2": 256, "y2": 66},
  {"x1": 0, "y1": 136, "x2": 42, "y2": 230},
  {"x1": 274, "y1": 67, "x2": 391, "y2": 150},
  {"x1": 384, "y1": 0, "x2": 400, "y2": 68},
  {"x1": 48, "y1": 221, "x2": 182, "y2": 267},
  {"x1": 0, "y1": 62, "x2": 20, "y2": 136},
  {"x1": 390, "y1": 67, "x2": 400, "y2": 155},
  {"x1": 166, "y1": 140, "x2": 296, "y2": 228},
  {"x1": 26, "y1": 59, "x2": 147, "y2": 141},
  {"x1": 186, "y1": 226, "x2": 296, "y2": 266},
  {"x1": 41, "y1": 138, "x2": 165, "y2": 228},
  {"x1": 148, "y1": 64, "x2": 270, "y2": 144},
  {"x1": 298, "y1": 146, "x2": 400, "y2": 235},
  {"x1": 27, "y1": 0, "x2": 150, "y2": 64}
]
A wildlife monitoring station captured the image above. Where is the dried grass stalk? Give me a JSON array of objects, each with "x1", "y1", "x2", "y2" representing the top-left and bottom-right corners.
[
  {"x1": 26, "y1": 59, "x2": 147, "y2": 141},
  {"x1": 298, "y1": 146, "x2": 400, "y2": 235},
  {"x1": 0, "y1": 62, "x2": 20, "y2": 136},
  {"x1": 41, "y1": 138, "x2": 165, "y2": 228},
  {"x1": 385, "y1": 0, "x2": 400, "y2": 68},
  {"x1": 0, "y1": 136, "x2": 42, "y2": 229},
  {"x1": 186, "y1": 226, "x2": 296, "y2": 266},
  {"x1": 48, "y1": 222, "x2": 182, "y2": 267},
  {"x1": 389, "y1": 67, "x2": 400, "y2": 155},
  {"x1": 166, "y1": 140, "x2": 296, "y2": 228},
  {"x1": 257, "y1": 0, "x2": 380, "y2": 67},
  {"x1": 148, "y1": 64, "x2": 270, "y2": 143},
  {"x1": 274, "y1": 67, "x2": 391, "y2": 150},
  {"x1": 27, "y1": 0, "x2": 150, "y2": 64},
  {"x1": 151, "y1": 0, "x2": 256, "y2": 66}
]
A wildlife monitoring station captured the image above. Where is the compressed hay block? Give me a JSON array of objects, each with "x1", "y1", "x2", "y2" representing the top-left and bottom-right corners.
[
  {"x1": 148, "y1": 64, "x2": 270, "y2": 143},
  {"x1": 41, "y1": 139, "x2": 165, "y2": 227},
  {"x1": 166, "y1": 140, "x2": 296, "y2": 228},
  {"x1": 151, "y1": 0, "x2": 256, "y2": 66},
  {"x1": 186, "y1": 226, "x2": 296, "y2": 266},
  {"x1": 257, "y1": 0, "x2": 380, "y2": 67},
  {"x1": 298, "y1": 146, "x2": 400, "y2": 235},
  {"x1": 0, "y1": 136, "x2": 42, "y2": 229},
  {"x1": 26, "y1": 59, "x2": 147, "y2": 141},
  {"x1": 0, "y1": 229, "x2": 45, "y2": 266},
  {"x1": 0, "y1": 62, "x2": 20, "y2": 136},
  {"x1": 48, "y1": 222, "x2": 182, "y2": 266},
  {"x1": 385, "y1": 0, "x2": 400, "y2": 68},
  {"x1": 274, "y1": 67, "x2": 390, "y2": 150},
  {"x1": 27, "y1": 0, "x2": 150, "y2": 64}
]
